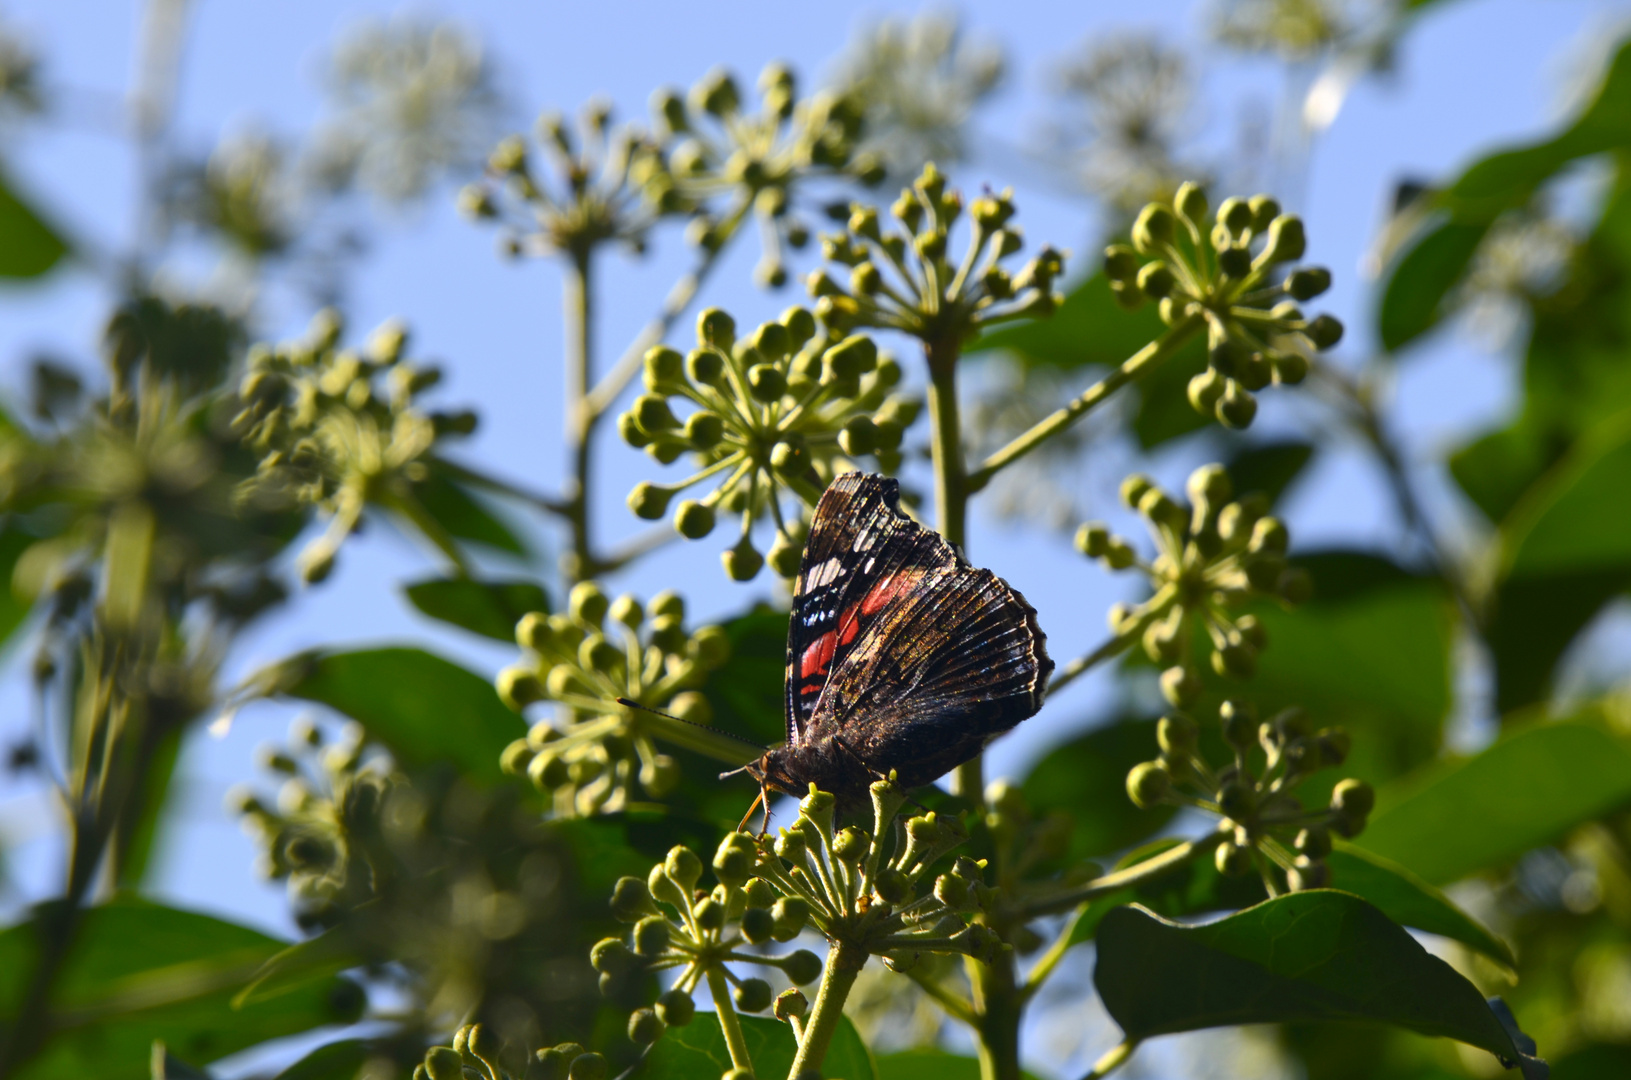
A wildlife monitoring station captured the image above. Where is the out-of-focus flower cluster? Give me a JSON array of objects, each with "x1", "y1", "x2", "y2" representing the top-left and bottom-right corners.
[
  {"x1": 620, "y1": 306, "x2": 921, "y2": 581},
  {"x1": 459, "y1": 101, "x2": 665, "y2": 260},
  {"x1": 415, "y1": 1022, "x2": 612, "y2": 1080},
  {"x1": 0, "y1": 16, "x2": 44, "y2": 120},
  {"x1": 829, "y1": 11, "x2": 1004, "y2": 182},
  {"x1": 496, "y1": 582, "x2": 732, "y2": 815},
  {"x1": 230, "y1": 307, "x2": 479, "y2": 584},
  {"x1": 647, "y1": 63, "x2": 885, "y2": 286},
  {"x1": 1210, "y1": 0, "x2": 1357, "y2": 59},
  {"x1": 1105, "y1": 183, "x2": 1343, "y2": 429},
  {"x1": 1125, "y1": 698, "x2": 1372, "y2": 894},
  {"x1": 807, "y1": 164, "x2": 1066, "y2": 345},
  {"x1": 1074, "y1": 463, "x2": 1309, "y2": 707}
]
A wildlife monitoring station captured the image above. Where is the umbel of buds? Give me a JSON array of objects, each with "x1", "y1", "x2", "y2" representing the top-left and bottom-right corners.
[
  {"x1": 232, "y1": 308, "x2": 477, "y2": 585},
  {"x1": 1125, "y1": 698, "x2": 1368, "y2": 896},
  {"x1": 416, "y1": 1022, "x2": 609, "y2": 1080},
  {"x1": 1075, "y1": 463, "x2": 1309, "y2": 708},
  {"x1": 592, "y1": 833, "x2": 827, "y2": 1051},
  {"x1": 806, "y1": 163, "x2": 1066, "y2": 343},
  {"x1": 645, "y1": 63, "x2": 884, "y2": 286},
  {"x1": 619, "y1": 306, "x2": 920, "y2": 581},
  {"x1": 459, "y1": 99, "x2": 667, "y2": 260},
  {"x1": 496, "y1": 583, "x2": 731, "y2": 816},
  {"x1": 1103, "y1": 183, "x2": 1342, "y2": 430}
]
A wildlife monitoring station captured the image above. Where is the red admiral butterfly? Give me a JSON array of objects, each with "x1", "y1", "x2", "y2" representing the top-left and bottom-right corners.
[{"x1": 743, "y1": 472, "x2": 1052, "y2": 813}]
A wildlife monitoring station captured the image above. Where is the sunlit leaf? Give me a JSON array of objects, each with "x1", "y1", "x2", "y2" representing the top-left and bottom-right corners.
[
  {"x1": 403, "y1": 576, "x2": 548, "y2": 642},
  {"x1": 1022, "y1": 717, "x2": 1175, "y2": 861}
]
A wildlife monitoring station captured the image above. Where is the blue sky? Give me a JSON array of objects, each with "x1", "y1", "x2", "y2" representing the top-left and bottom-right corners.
[{"x1": 0, "y1": 0, "x2": 1626, "y2": 996}]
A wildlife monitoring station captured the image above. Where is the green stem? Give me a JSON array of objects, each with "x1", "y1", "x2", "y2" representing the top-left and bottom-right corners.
[
  {"x1": 1020, "y1": 903, "x2": 1089, "y2": 999},
  {"x1": 966, "y1": 314, "x2": 1205, "y2": 493},
  {"x1": 971, "y1": 949, "x2": 1023, "y2": 1080},
  {"x1": 564, "y1": 246, "x2": 596, "y2": 584},
  {"x1": 789, "y1": 939, "x2": 867, "y2": 1079},
  {"x1": 1080, "y1": 1040, "x2": 1138, "y2": 1080},
  {"x1": 1018, "y1": 833, "x2": 1227, "y2": 919},
  {"x1": 706, "y1": 967, "x2": 754, "y2": 1075}
]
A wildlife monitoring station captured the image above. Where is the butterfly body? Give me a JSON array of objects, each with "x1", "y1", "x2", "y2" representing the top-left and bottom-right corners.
[{"x1": 747, "y1": 472, "x2": 1052, "y2": 806}]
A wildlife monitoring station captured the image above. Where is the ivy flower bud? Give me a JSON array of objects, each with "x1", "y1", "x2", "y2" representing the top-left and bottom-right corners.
[
  {"x1": 674, "y1": 500, "x2": 716, "y2": 539},
  {"x1": 629, "y1": 1007, "x2": 666, "y2": 1045},
  {"x1": 734, "y1": 978, "x2": 773, "y2": 1013},
  {"x1": 780, "y1": 948, "x2": 823, "y2": 986},
  {"x1": 1126, "y1": 761, "x2": 1173, "y2": 808},
  {"x1": 656, "y1": 987, "x2": 695, "y2": 1026},
  {"x1": 1262, "y1": 215, "x2": 1307, "y2": 263},
  {"x1": 1132, "y1": 203, "x2": 1176, "y2": 254},
  {"x1": 611, "y1": 876, "x2": 659, "y2": 922}
]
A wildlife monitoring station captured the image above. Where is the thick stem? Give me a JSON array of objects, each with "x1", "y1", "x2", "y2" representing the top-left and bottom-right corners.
[
  {"x1": 966, "y1": 314, "x2": 1205, "y2": 492},
  {"x1": 789, "y1": 939, "x2": 866, "y2": 1079},
  {"x1": 564, "y1": 247, "x2": 596, "y2": 584},
  {"x1": 971, "y1": 949, "x2": 1024, "y2": 1080},
  {"x1": 705, "y1": 967, "x2": 754, "y2": 1074}
]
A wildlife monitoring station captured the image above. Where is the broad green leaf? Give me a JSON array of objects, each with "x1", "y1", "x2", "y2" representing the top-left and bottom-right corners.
[
  {"x1": 555, "y1": 810, "x2": 728, "y2": 904},
  {"x1": 1359, "y1": 719, "x2": 1631, "y2": 884},
  {"x1": 1500, "y1": 411, "x2": 1631, "y2": 579},
  {"x1": 271, "y1": 1039, "x2": 373, "y2": 1080},
  {"x1": 116, "y1": 727, "x2": 183, "y2": 891},
  {"x1": 0, "y1": 524, "x2": 37, "y2": 650},
  {"x1": 642, "y1": 1013, "x2": 873, "y2": 1080},
  {"x1": 1221, "y1": 439, "x2": 1316, "y2": 508},
  {"x1": 415, "y1": 465, "x2": 528, "y2": 556},
  {"x1": 1549, "y1": 1043, "x2": 1631, "y2": 1080},
  {"x1": 1324, "y1": 845, "x2": 1515, "y2": 970},
  {"x1": 1022, "y1": 717, "x2": 1175, "y2": 861},
  {"x1": 234, "y1": 921, "x2": 365, "y2": 1009},
  {"x1": 0, "y1": 170, "x2": 69, "y2": 279},
  {"x1": 0, "y1": 898, "x2": 362, "y2": 1080},
  {"x1": 876, "y1": 1050, "x2": 1044, "y2": 1080},
  {"x1": 699, "y1": 605, "x2": 788, "y2": 748},
  {"x1": 403, "y1": 576, "x2": 549, "y2": 642},
  {"x1": 1485, "y1": 568, "x2": 1631, "y2": 714},
  {"x1": 1093, "y1": 893, "x2": 1519, "y2": 1061},
  {"x1": 275, "y1": 647, "x2": 523, "y2": 782},
  {"x1": 1377, "y1": 220, "x2": 1488, "y2": 352}
]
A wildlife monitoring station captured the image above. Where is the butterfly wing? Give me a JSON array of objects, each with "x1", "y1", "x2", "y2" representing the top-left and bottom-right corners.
[{"x1": 784, "y1": 473, "x2": 952, "y2": 745}]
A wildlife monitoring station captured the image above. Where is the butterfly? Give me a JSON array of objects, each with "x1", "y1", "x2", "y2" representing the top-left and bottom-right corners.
[{"x1": 743, "y1": 471, "x2": 1052, "y2": 819}]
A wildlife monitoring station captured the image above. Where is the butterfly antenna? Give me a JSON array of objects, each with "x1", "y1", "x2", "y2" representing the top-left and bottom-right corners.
[{"x1": 614, "y1": 697, "x2": 767, "y2": 753}]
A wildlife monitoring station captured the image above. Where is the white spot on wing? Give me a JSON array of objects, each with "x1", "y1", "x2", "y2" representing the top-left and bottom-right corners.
[{"x1": 808, "y1": 558, "x2": 843, "y2": 589}]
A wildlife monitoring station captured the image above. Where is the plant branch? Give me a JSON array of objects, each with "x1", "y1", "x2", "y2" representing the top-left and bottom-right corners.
[
  {"x1": 789, "y1": 939, "x2": 867, "y2": 1079},
  {"x1": 1020, "y1": 903, "x2": 1090, "y2": 999},
  {"x1": 705, "y1": 967, "x2": 754, "y2": 1074},
  {"x1": 966, "y1": 314, "x2": 1205, "y2": 493},
  {"x1": 906, "y1": 967, "x2": 977, "y2": 1027},
  {"x1": 1079, "y1": 1040, "x2": 1139, "y2": 1080},
  {"x1": 1017, "y1": 833, "x2": 1226, "y2": 919}
]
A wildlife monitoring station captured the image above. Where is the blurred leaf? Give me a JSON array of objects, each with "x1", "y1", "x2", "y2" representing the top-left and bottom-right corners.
[
  {"x1": 1222, "y1": 440, "x2": 1316, "y2": 507},
  {"x1": 415, "y1": 465, "x2": 528, "y2": 557},
  {"x1": 1377, "y1": 39, "x2": 1631, "y2": 352},
  {"x1": 1487, "y1": 568, "x2": 1631, "y2": 714},
  {"x1": 554, "y1": 810, "x2": 727, "y2": 904},
  {"x1": 0, "y1": 171, "x2": 69, "y2": 279},
  {"x1": 115, "y1": 728, "x2": 183, "y2": 891},
  {"x1": 1501, "y1": 411, "x2": 1631, "y2": 579},
  {"x1": 1130, "y1": 341, "x2": 1210, "y2": 449},
  {"x1": 1551, "y1": 1043, "x2": 1631, "y2": 1080},
  {"x1": 1094, "y1": 893, "x2": 1519, "y2": 1061},
  {"x1": 699, "y1": 605, "x2": 789, "y2": 748},
  {"x1": 403, "y1": 576, "x2": 548, "y2": 642},
  {"x1": 0, "y1": 898, "x2": 360, "y2": 1080},
  {"x1": 1022, "y1": 717, "x2": 1175, "y2": 861},
  {"x1": 270, "y1": 1039, "x2": 372, "y2": 1080},
  {"x1": 642, "y1": 1013, "x2": 873, "y2": 1080},
  {"x1": 234, "y1": 921, "x2": 365, "y2": 1009},
  {"x1": 1359, "y1": 718, "x2": 1631, "y2": 884},
  {"x1": 277, "y1": 647, "x2": 523, "y2": 782},
  {"x1": 0, "y1": 524, "x2": 37, "y2": 650},
  {"x1": 150, "y1": 1043, "x2": 215, "y2": 1080},
  {"x1": 1324, "y1": 845, "x2": 1515, "y2": 970},
  {"x1": 876, "y1": 1050, "x2": 1043, "y2": 1080}
]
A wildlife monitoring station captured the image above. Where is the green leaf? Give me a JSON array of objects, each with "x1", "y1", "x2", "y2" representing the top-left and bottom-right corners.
[
  {"x1": 270, "y1": 1039, "x2": 373, "y2": 1080},
  {"x1": 1325, "y1": 845, "x2": 1515, "y2": 970},
  {"x1": 1093, "y1": 893, "x2": 1520, "y2": 1061},
  {"x1": 0, "y1": 898, "x2": 361, "y2": 1080},
  {"x1": 150, "y1": 1042, "x2": 215, "y2": 1080},
  {"x1": 0, "y1": 524, "x2": 38, "y2": 650},
  {"x1": 1377, "y1": 220, "x2": 1489, "y2": 352},
  {"x1": 403, "y1": 576, "x2": 549, "y2": 642},
  {"x1": 1500, "y1": 411, "x2": 1631, "y2": 579},
  {"x1": 1485, "y1": 569, "x2": 1630, "y2": 714},
  {"x1": 1221, "y1": 439, "x2": 1316, "y2": 508},
  {"x1": 0, "y1": 170, "x2": 69, "y2": 279},
  {"x1": 415, "y1": 465, "x2": 528, "y2": 556},
  {"x1": 1359, "y1": 718, "x2": 1631, "y2": 884},
  {"x1": 642, "y1": 1013, "x2": 873, "y2": 1080},
  {"x1": 1022, "y1": 717, "x2": 1175, "y2": 861},
  {"x1": 275, "y1": 647, "x2": 523, "y2": 782},
  {"x1": 876, "y1": 1049, "x2": 1044, "y2": 1080},
  {"x1": 698, "y1": 605, "x2": 789, "y2": 749}
]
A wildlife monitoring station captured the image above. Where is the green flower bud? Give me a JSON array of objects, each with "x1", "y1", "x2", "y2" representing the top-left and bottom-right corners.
[
  {"x1": 1160, "y1": 665, "x2": 1202, "y2": 707},
  {"x1": 873, "y1": 866, "x2": 910, "y2": 904},
  {"x1": 832, "y1": 826, "x2": 868, "y2": 864},
  {"x1": 774, "y1": 830, "x2": 807, "y2": 861},
  {"x1": 641, "y1": 754, "x2": 682, "y2": 797},
  {"x1": 735, "y1": 977, "x2": 773, "y2": 1013},
  {"x1": 580, "y1": 633, "x2": 622, "y2": 673},
  {"x1": 686, "y1": 348, "x2": 726, "y2": 386},
  {"x1": 497, "y1": 666, "x2": 545, "y2": 711},
  {"x1": 665, "y1": 845, "x2": 704, "y2": 890},
  {"x1": 1306, "y1": 314, "x2": 1344, "y2": 350},
  {"x1": 1138, "y1": 487, "x2": 1186, "y2": 530},
  {"x1": 1217, "y1": 197, "x2": 1253, "y2": 236},
  {"x1": 1331, "y1": 778, "x2": 1375, "y2": 818},
  {"x1": 693, "y1": 895, "x2": 726, "y2": 931},
  {"x1": 1295, "y1": 825, "x2": 1333, "y2": 860},
  {"x1": 591, "y1": 936, "x2": 635, "y2": 975},
  {"x1": 774, "y1": 988, "x2": 809, "y2": 1022},
  {"x1": 768, "y1": 532, "x2": 803, "y2": 578},
  {"x1": 629, "y1": 482, "x2": 674, "y2": 521},
  {"x1": 781, "y1": 306, "x2": 817, "y2": 347},
  {"x1": 740, "y1": 366, "x2": 782, "y2": 407},
  {"x1": 1218, "y1": 245, "x2": 1253, "y2": 278},
  {"x1": 777, "y1": 948, "x2": 822, "y2": 987},
  {"x1": 1247, "y1": 195, "x2": 1281, "y2": 232},
  {"x1": 656, "y1": 988, "x2": 695, "y2": 1027},
  {"x1": 644, "y1": 346, "x2": 687, "y2": 392},
  {"x1": 1269, "y1": 350, "x2": 1309, "y2": 386},
  {"x1": 689, "y1": 625, "x2": 731, "y2": 668},
  {"x1": 740, "y1": 905, "x2": 775, "y2": 944},
  {"x1": 714, "y1": 832, "x2": 757, "y2": 887},
  {"x1": 1126, "y1": 761, "x2": 1173, "y2": 808},
  {"x1": 1157, "y1": 714, "x2": 1199, "y2": 755},
  {"x1": 838, "y1": 415, "x2": 879, "y2": 457},
  {"x1": 634, "y1": 915, "x2": 671, "y2": 956},
  {"x1": 824, "y1": 334, "x2": 878, "y2": 379},
  {"x1": 1212, "y1": 638, "x2": 1257, "y2": 679},
  {"x1": 1102, "y1": 538, "x2": 1136, "y2": 570},
  {"x1": 1220, "y1": 699, "x2": 1256, "y2": 749},
  {"x1": 743, "y1": 877, "x2": 776, "y2": 909},
  {"x1": 634, "y1": 394, "x2": 678, "y2": 433},
  {"x1": 1074, "y1": 521, "x2": 1111, "y2": 557},
  {"x1": 723, "y1": 536, "x2": 764, "y2": 582},
  {"x1": 1236, "y1": 351, "x2": 1272, "y2": 392},
  {"x1": 1175, "y1": 182, "x2": 1208, "y2": 227},
  {"x1": 619, "y1": 411, "x2": 652, "y2": 448},
  {"x1": 1103, "y1": 244, "x2": 1139, "y2": 282},
  {"x1": 872, "y1": 418, "x2": 904, "y2": 451},
  {"x1": 570, "y1": 582, "x2": 609, "y2": 627},
  {"x1": 674, "y1": 500, "x2": 716, "y2": 540},
  {"x1": 1216, "y1": 383, "x2": 1257, "y2": 429},
  {"x1": 1137, "y1": 261, "x2": 1176, "y2": 299},
  {"x1": 529, "y1": 751, "x2": 571, "y2": 791},
  {"x1": 1287, "y1": 859, "x2": 1330, "y2": 892},
  {"x1": 770, "y1": 438, "x2": 809, "y2": 476},
  {"x1": 1284, "y1": 267, "x2": 1331, "y2": 301},
  {"x1": 629, "y1": 1007, "x2": 665, "y2": 1046},
  {"x1": 1132, "y1": 203, "x2": 1176, "y2": 254},
  {"x1": 1217, "y1": 777, "x2": 1257, "y2": 821},
  {"x1": 1317, "y1": 728, "x2": 1351, "y2": 768},
  {"x1": 1143, "y1": 616, "x2": 1181, "y2": 663},
  {"x1": 1189, "y1": 368, "x2": 1227, "y2": 415},
  {"x1": 1120, "y1": 473, "x2": 1155, "y2": 509},
  {"x1": 1215, "y1": 841, "x2": 1253, "y2": 876},
  {"x1": 569, "y1": 1053, "x2": 607, "y2": 1080},
  {"x1": 1262, "y1": 215, "x2": 1306, "y2": 264},
  {"x1": 425, "y1": 1047, "x2": 465, "y2": 1080},
  {"x1": 611, "y1": 876, "x2": 659, "y2": 922},
  {"x1": 501, "y1": 739, "x2": 534, "y2": 775},
  {"x1": 771, "y1": 896, "x2": 810, "y2": 940}
]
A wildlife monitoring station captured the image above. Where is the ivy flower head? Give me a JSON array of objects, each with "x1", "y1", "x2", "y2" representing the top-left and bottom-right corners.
[
  {"x1": 1075, "y1": 462, "x2": 1309, "y2": 708},
  {"x1": 460, "y1": 100, "x2": 666, "y2": 259},
  {"x1": 1105, "y1": 182, "x2": 1343, "y2": 429},
  {"x1": 1126, "y1": 698, "x2": 1370, "y2": 896},
  {"x1": 619, "y1": 306, "x2": 921, "y2": 581},
  {"x1": 650, "y1": 63, "x2": 885, "y2": 286},
  {"x1": 496, "y1": 583, "x2": 732, "y2": 816},
  {"x1": 806, "y1": 163, "x2": 1066, "y2": 348}
]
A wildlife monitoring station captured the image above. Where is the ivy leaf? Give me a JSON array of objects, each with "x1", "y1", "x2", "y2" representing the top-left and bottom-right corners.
[
  {"x1": 0, "y1": 898, "x2": 362, "y2": 1080},
  {"x1": 271, "y1": 647, "x2": 523, "y2": 782},
  {"x1": 641, "y1": 1013, "x2": 874, "y2": 1080},
  {"x1": 1358, "y1": 718, "x2": 1631, "y2": 885},
  {"x1": 1093, "y1": 893, "x2": 1522, "y2": 1063},
  {"x1": 414, "y1": 465, "x2": 529, "y2": 557},
  {"x1": 0, "y1": 170, "x2": 69, "y2": 279},
  {"x1": 1022, "y1": 717, "x2": 1175, "y2": 861},
  {"x1": 403, "y1": 576, "x2": 549, "y2": 642}
]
